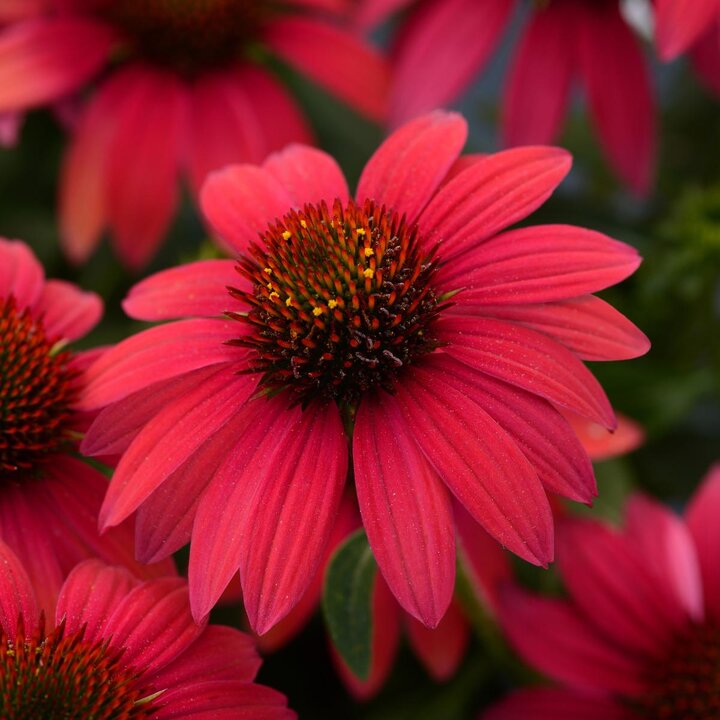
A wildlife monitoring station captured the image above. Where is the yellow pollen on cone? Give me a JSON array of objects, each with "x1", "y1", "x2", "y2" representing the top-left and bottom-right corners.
[
  {"x1": 285, "y1": 297, "x2": 294, "y2": 307},
  {"x1": 282, "y1": 231, "x2": 292, "y2": 240},
  {"x1": 363, "y1": 268, "x2": 374, "y2": 279},
  {"x1": 264, "y1": 267, "x2": 273, "y2": 275},
  {"x1": 364, "y1": 247, "x2": 374, "y2": 257},
  {"x1": 312, "y1": 306, "x2": 323, "y2": 316},
  {"x1": 328, "y1": 299, "x2": 338, "y2": 309}
]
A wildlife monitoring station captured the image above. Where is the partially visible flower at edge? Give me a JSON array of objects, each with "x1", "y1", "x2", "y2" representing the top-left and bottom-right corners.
[
  {"x1": 654, "y1": 0, "x2": 720, "y2": 96},
  {"x1": 484, "y1": 463, "x2": 720, "y2": 720},
  {"x1": 79, "y1": 110, "x2": 650, "y2": 638},
  {"x1": 0, "y1": 237, "x2": 172, "y2": 618},
  {"x1": 0, "y1": 540, "x2": 294, "y2": 719},
  {"x1": 361, "y1": 0, "x2": 656, "y2": 195},
  {"x1": 0, "y1": 0, "x2": 388, "y2": 268}
]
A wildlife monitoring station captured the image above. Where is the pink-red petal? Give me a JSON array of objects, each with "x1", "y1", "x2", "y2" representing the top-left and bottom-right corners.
[
  {"x1": 37, "y1": 279, "x2": 102, "y2": 341},
  {"x1": 103, "y1": 578, "x2": 205, "y2": 673},
  {"x1": 153, "y1": 681, "x2": 294, "y2": 719},
  {"x1": 0, "y1": 539, "x2": 38, "y2": 636},
  {"x1": 79, "y1": 318, "x2": 241, "y2": 410},
  {"x1": 104, "y1": 66, "x2": 187, "y2": 268},
  {"x1": 99, "y1": 368, "x2": 254, "y2": 529},
  {"x1": 264, "y1": 17, "x2": 388, "y2": 121},
  {"x1": 388, "y1": 0, "x2": 512, "y2": 126},
  {"x1": 356, "y1": 111, "x2": 467, "y2": 223},
  {"x1": 462, "y1": 296, "x2": 649, "y2": 362},
  {"x1": 498, "y1": 584, "x2": 645, "y2": 695},
  {"x1": 185, "y1": 66, "x2": 311, "y2": 197},
  {"x1": 425, "y1": 353, "x2": 596, "y2": 503},
  {"x1": 686, "y1": 463, "x2": 720, "y2": 621},
  {"x1": 576, "y1": 2, "x2": 655, "y2": 194},
  {"x1": 557, "y1": 518, "x2": 689, "y2": 657},
  {"x1": 200, "y1": 163, "x2": 294, "y2": 256},
  {"x1": 691, "y1": 23, "x2": 720, "y2": 96},
  {"x1": 0, "y1": 236, "x2": 44, "y2": 308},
  {"x1": 123, "y1": 260, "x2": 242, "y2": 321},
  {"x1": 443, "y1": 224, "x2": 641, "y2": 304},
  {"x1": 625, "y1": 494, "x2": 703, "y2": 622},
  {"x1": 562, "y1": 409, "x2": 645, "y2": 461},
  {"x1": 394, "y1": 366, "x2": 554, "y2": 566},
  {"x1": 354, "y1": 392, "x2": 456, "y2": 627},
  {"x1": 40, "y1": 458, "x2": 176, "y2": 582},
  {"x1": 81, "y1": 367, "x2": 221, "y2": 457},
  {"x1": 59, "y1": 68, "x2": 137, "y2": 264},
  {"x1": 263, "y1": 144, "x2": 349, "y2": 207},
  {"x1": 405, "y1": 600, "x2": 469, "y2": 681},
  {"x1": 0, "y1": 483, "x2": 64, "y2": 617},
  {"x1": 0, "y1": 18, "x2": 113, "y2": 111},
  {"x1": 502, "y1": 1, "x2": 574, "y2": 147},
  {"x1": 484, "y1": 688, "x2": 631, "y2": 720},
  {"x1": 417, "y1": 147, "x2": 571, "y2": 262},
  {"x1": 148, "y1": 625, "x2": 261, "y2": 688},
  {"x1": 441, "y1": 315, "x2": 615, "y2": 427},
  {"x1": 56, "y1": 561, "x2": 139, "y2": 646},
  {"x1": 134, "y1": 404, "x2": 259, "y2": 563},
  {"x1": 655, "y1": 0, "x2": 720, "y2": 60},
  {"x1": 237, "y1": 401, "x2": 348, "y2": 634},
  {"x1": 188, "y1": 397, "x2": 291, "y2": 623}
]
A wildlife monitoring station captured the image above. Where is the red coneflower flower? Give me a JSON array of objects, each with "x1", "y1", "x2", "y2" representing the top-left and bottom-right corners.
[
  {"x1": 0, "y1": 237, "x2": 171, "y2": 617},
  {"x1": 80, "y1": 111, "x2": 649, "y2": 636},
  {"x1": 502, "y1": 0, "x2": 656, "y2": 195},
  {"x1": 0, "y1": 540, "x2": 294, "y2": 719},
  {"x1": 0, "y1": 0, "x2": 387, "y2": 268},
  {"x1": 485, "y1": 463, "x2": 720, "y2": 720}
]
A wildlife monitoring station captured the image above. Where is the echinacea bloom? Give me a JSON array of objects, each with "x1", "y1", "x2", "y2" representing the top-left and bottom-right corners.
[
  {"x1": 0, "y1": 0, "x2": 387, "y2": 269},
  {"x1": 502, "y1": 0, "x2": 656, "y2": 195},
  {"x1": 0, "y1": 541, "x2": 294, "y2": 719},
  {"x1": 485, "y1": 463, "x2": 720, "y2": 720},
  {"x1": 80, "y1": 111, "x2": 649, "y2": 636},
  {"x1": 0, "y1": 238, "x2": 171, "y2": 617},
  {"x1": 654, "y1": 0, "x2": 720, "y2": 96},
  {"x1": 352, "y1": 0, "x2": 513, "y2": 128}
]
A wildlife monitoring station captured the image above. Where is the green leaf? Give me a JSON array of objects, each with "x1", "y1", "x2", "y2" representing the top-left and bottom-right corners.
[{"x1": 322, "y1": 528, "x2": 376, "y2": 680}]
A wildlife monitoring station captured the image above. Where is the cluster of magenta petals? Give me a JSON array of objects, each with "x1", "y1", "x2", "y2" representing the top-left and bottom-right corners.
[
  {"x1": 77, "y1": 112, "x2": 649, "y2": 637},
  {"x1": 486, "y1": 464, "x2": 720, "y2": 720},
  {"x1": 0, "y1": 541, "x2": 294, "y2": 719}
]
